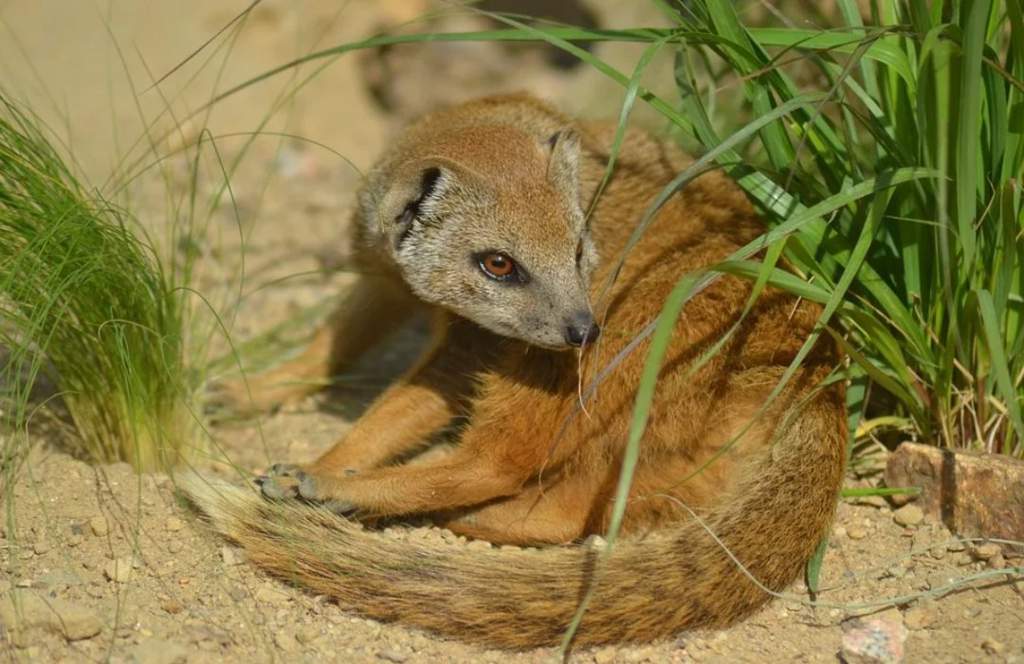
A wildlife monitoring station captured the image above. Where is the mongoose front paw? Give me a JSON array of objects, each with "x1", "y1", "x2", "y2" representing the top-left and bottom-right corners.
[
  {"x1": 257, "y1": 464, "x2": 357, "y2": 515},
  {"x1": 256, "y1": 463, "x2": 306, "y2": 500}
]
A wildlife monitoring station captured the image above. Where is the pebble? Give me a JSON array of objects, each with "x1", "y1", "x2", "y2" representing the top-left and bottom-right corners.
[
  {"x1": 221, "y1": 545, "x2": 247, "y2": 566},
  {"x1": 377, "y1": 650, "x2": 408, "y2": 663},
  {"x1": 167, "y1": 539, "x2": 184, "y2": 554},
  {"x1": 0, "y1": 591, "x2": 103, "y2": 646},
  {"x1": 954, "y1": 552, "x2": 974, "y2": 566},
  {"x1": 32, "y1": 539, "x2": 51, "y2": 555},
  {"x1": 104, "y1": 556, "x2": 135, "y2": 583},
  {"x1": 593, "y1": 647, "x2": 617, "y2": 664},
  {"x1": 129, "y1": 638, "x2": 189, "y2": 664},
  {"x1": 255, "y1": 585, "x2": 291, "y2": 605},
  {"x1": 855, "y1": 495, "x2": 888, "y2": 508},
  {"x1": 839, "y1": 609, "x2": 907, "y2": 663},
  {"x1": 832, "y1": 526, "x2": 848, "y2": 539},
  {"x1": 981, "y1": 639, "x2": 1005, "y2": 655},
  {"x1": 160, "y1": 599, "x2": 184, "y2": 615},
  {"x1": 274, "y1": 631, "x2": 300, "y2": 652},
  {"x1": 903, "y1": 605, "x2": 937, "y2": 630},
  {"x1": 945, "y1": 539, "x2": 966, "y2": 552},
  {"x1": 295, "y1": 626, "x2": 321, "y2": 644},
  {"x1": 847, "y1": 526, "x2": 868, "y2": 540},
  {"x1": 926, "y1": 571, "x2": 958, "y2": 594},
  {"x1": 165, "y1": 516, "x2": 184, "y2": 532},
  {"x1": 37, "y1": 569, "x2": 83, "y2": 591},
  {"x1": 970, "y1": 543, "x2": 1001, "y2": 561},
  {"x1": 89, "y1": 516, "x2": 110, "y2": 537},
  {"x1": 893, "y1": 504, "x2": 924, "y2": 527},
  {"x1": 67, "y1": 533, "x2": 84, "y2": 548}
]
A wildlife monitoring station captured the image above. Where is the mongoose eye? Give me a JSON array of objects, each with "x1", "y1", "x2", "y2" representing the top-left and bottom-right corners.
[
  {"x1": 575, "y1": 241, "x2": 584, "y2": 266},
  {"x1": 478, "y1": 252, "x2": 518, "y2": 281}
]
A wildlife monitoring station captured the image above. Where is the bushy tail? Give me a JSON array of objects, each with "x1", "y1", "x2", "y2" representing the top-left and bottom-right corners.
[{"x1": 179, "y1": 391, "x2": 844, "y2": 648}]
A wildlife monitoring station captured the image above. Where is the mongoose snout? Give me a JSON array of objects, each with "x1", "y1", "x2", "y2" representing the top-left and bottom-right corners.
[{"x1": 564, "y1": 310, "x2": 599, "y2": 347}]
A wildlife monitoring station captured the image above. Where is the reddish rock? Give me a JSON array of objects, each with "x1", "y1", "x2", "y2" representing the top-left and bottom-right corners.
[{"x1": 884, "y1": 442, "x2": 1024, "y2": 554}]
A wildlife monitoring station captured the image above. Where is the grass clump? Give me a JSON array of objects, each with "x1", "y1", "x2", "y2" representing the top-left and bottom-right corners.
[
  {"x1": 663, "y1": 0, "x2": 1023, "y2": 456},
  {"x1": 0, "y1": 95, "x2": 196, "y2": 472}
]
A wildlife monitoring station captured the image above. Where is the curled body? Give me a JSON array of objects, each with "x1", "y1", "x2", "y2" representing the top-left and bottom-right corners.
[{"x1": 186, "y1": 94, "x2": 846, "y2": 648}]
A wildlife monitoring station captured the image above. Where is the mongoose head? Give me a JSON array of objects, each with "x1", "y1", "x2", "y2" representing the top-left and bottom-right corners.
[{"x1": 360, "y1": 122, "x2": 599, "y2": 351}]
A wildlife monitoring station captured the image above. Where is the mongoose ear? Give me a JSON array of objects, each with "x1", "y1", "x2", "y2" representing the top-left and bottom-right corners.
[
  {"x1": 383, "y1": 161, "x2": 451, "y2": 249},
  {"x1": 546, "y1": 129, "x2": 582, "y2": 208}
]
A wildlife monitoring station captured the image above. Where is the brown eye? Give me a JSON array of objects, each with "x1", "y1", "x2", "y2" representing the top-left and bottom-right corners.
[
  {"x1": 575, "y1": 241, "x2": 584, "y2": 265},
  {"x1": 480, "y1": 252, "x2": 516, "y2": 279}
]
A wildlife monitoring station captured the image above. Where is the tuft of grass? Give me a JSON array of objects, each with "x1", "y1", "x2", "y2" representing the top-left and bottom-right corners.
[
  {"x1": 666, "y1": 0, "x2": 1024, "y2": 457},
  {"x1": 0, "y1": 94, "x2": 197, "y2": 473}
]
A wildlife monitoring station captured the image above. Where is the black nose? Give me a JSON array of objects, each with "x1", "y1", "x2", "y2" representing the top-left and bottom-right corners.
[{"x1": 564, "y1": 313, "x2": 600, "y2": 347}]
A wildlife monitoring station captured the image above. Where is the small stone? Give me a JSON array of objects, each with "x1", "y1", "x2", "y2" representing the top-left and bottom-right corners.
[
  {"x1": 167, "y1": 540, "x2": 184, "y2": 554},
  {"x1": 981, "y1": 639, "x2": 1005, "y2": 655},
  {"x1": 254, "y1": 585, "x2": 291, "y2": 605},
  {"x1": 945, "y1": 539, "x2": 966, "y2": 552},
  {"x1": 593, "y1": 647, "x2": 617, "y2": 664},
  {"x1": 220, "y1": 545, "x2": 246, "y2": 566},
  {"x1": 884, "y1": 565, "x2": 907, "y2": 580},
  {"x1": 160, "y1": 599, "x2": 184, "y2": 615},
  {"x1": 0, "y1": 591, "x2": 102, "y2": 645},
  {"x1": 855, "y1": 495, "x2": 888, "y2": 508},
  {"x1": 129, "y1": 638, "x2": 188, "y2": 664},
  {"x1": 274, "y1": 631, "x2": 299, "y2": 652},
  {"x1": 67, "y1": 534, "x2": 84, "y2": 548},
  {"x1": 893, "y1": 504, "x2": 924, "y2": 527},
  {"x1": 104, "y1": 556, "x2": 135, "y2": 583},
  {"x1": 840, "y1": 610, "x2": 907, "y2": 663},
  {"x1": 832, "y1": 526, "x2": 848, "y2": 539},
  {"x1": 987, "y1": 553, "x2": 1006, "y2": 569},
  {"x1": 377, "y1": 650, "x2": 408, "y2": 663},
  {"x1": 847, "y1": 526, "x2": 868, "y2": 540},
  {"x1": 36, "y1": 570, "x2": 83, "y2": 591},
  {"x1": 164, "y1": 517, "x2": 184, "y2": 532},
  {"x1": 904, "y1": 605, "x2": 937, "y2": 630},
  {"x1": 89, "y1": 516, "x2": 110, "y2": 537},
  {"x1": 926, "y1": 571, "x2": 958, "y2": 594},
  {"x1": 84, "y1": 582, "x2": 106, "y2": 599},
  {"x1": 32, "y1": 540, "x2": 51, "y2": 555},
  {"x1": 295, "y1": 626, "x2": 320, "y2": 644},
  {"x1": 970, "y1": 543, "x2": 1001, "y2": 560},
  {"x1": 885, "y1": 442, "x2": 1024, "y2": 543}
]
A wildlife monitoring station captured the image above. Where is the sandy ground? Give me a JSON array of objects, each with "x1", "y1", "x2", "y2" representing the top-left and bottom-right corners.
[{"x1": 2, "y1": 1, "x2": 1024, "y2": 662}]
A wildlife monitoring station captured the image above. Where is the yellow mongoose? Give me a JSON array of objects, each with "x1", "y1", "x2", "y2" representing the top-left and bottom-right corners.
[{"x1": 185, "y1": 93, "x2": 846, "y2": 648}]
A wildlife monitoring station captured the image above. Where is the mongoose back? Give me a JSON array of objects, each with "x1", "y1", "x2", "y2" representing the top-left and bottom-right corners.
[{"x1": 185, "y1": 93, "x2": 846, "y2": 648}]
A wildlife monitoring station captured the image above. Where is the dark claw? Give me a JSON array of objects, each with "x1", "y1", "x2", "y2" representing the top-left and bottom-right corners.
[
  {"x1": 260, "y1": 478, "x2": 288, "y2": 500},
  {"x1": 269, "y1": 463, "x2": 302, "y2": 477},
  {"x1": 323, "y1": 500, "x2": 358, "y2": 516},
  {"x1": 297, "y1": 473, "x2": 318, "y2": 500}
]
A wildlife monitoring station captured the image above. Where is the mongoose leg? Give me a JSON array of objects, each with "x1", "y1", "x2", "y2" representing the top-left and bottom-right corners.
[
  {"x1": 212, "y1": 274, "x2": 415, "y2": 413},
  {"x1": 434, "y1": 479, "x2": 596, "y2": 545},
  {"x1": 264, "y1": 383, "x2": 578, "y2": 516},
  {"x1": 258, "y1": 315, "x2": 493, "y2": 482}
]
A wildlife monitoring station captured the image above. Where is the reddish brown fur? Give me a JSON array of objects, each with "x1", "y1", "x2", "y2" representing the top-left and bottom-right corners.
[{"x1": 192, "y1": 94, "x2": 846, "y2": 648}]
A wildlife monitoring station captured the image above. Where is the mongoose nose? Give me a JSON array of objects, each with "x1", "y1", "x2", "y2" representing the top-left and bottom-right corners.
[{"x1": 564, "y1": 313, "x2": 600, "y2": 347}]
